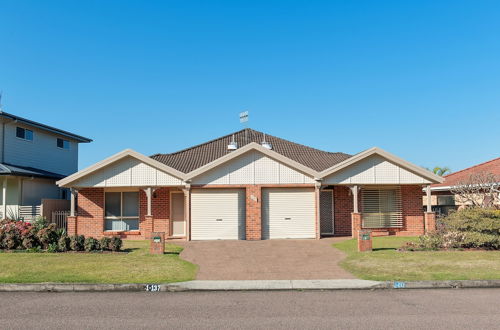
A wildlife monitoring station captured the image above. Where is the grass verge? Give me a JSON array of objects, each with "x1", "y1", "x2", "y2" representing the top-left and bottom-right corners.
[
  {"x1": 333, "y1": 236, "x2": 500, "y2": 281},
  {"x1": 0, "y1": 241, "x2": 197, "y2": 284}
]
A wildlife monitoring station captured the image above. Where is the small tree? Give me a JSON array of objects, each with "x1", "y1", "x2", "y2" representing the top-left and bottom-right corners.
[{"x1": 450, "y1": 172, "x2": 500, "y2": 209}]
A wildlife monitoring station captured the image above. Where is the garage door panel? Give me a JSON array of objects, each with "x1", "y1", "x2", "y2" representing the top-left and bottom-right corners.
[
  {"x1": 191, "y1": 189, "x2": 245, "y2": 240},
  {"x1": 262, "y1": 188, "x2": 316, "y2": 239}
]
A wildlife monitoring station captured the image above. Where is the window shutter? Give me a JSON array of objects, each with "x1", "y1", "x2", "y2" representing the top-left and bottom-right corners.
[{"x1": 361, "y1": 187, "x2": 402, "y2": 228}]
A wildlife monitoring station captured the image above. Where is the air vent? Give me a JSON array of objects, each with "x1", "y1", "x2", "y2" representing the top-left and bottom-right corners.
[
  {"x1": 227, "y1": 135, "x2": 238, "y2": 150},
  {"x1": 261, "y1": 133, "x2": 272, "y2": 150}
]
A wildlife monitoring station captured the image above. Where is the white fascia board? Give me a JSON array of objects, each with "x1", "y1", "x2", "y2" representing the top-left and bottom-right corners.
[
  {"x1": 319, "y1": 147, "x2": 445, "y2": 184},
  {"x1": 185, "y1": 142, "x2": 320, "y2": 180},
  {"x1": 57, "y1": 149, "x2": 186, "y2": 187}
]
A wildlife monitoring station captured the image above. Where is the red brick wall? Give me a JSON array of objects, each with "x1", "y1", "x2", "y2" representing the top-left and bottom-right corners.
[
  {"x1": 75, "y1": 187, "x2": 172, "y2": 240},
  {"x1": 400, "y1": 185, "x2": 425, "y2": 236},
  {"x1": 76, "y1": 188, "x2": 104, "y2": 238},
  {"x1": 246, "y1": 185, "x2": 262, "y2": 240},
  {"x1": 139, "y1": 188, "x2": 170, "y2": 238},
  {"x1": 334, "y1": 186, "x2": 353, "y2": 236}
]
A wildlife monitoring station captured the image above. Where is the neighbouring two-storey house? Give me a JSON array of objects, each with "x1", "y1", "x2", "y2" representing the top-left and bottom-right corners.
[{"x1": 0, "y1": 111, "x2": 92, "y2": 220}]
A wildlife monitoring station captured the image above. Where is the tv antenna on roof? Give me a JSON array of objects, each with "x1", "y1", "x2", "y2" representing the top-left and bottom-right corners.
[{"x1": 239, "y1": 110, "x2": 249, "y2": 143}]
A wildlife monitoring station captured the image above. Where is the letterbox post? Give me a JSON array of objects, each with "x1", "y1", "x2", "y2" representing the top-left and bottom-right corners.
[
  {"x1": 357, "y1": 229, "x2": 372, "y2": 252},
  {"x1": 150, "y1": 232, "x2": 165, "y2": 255}
]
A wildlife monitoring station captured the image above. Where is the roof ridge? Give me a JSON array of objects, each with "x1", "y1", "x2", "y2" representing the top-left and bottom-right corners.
[
  {"x1": 153, "y1": 128, "x2": 248, "y2": 157},
  {"x1": 442, "y1": 156, "x2": 500, "y2": 178},
  {"x1": 152, "y1": 128, "x2": 349, "y2": 157},
  {"x1": 259, "y1": 130, "x2": 348, "y2": 156}
]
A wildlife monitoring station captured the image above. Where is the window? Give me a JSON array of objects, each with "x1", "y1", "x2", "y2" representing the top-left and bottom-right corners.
[
  {"x1": 57, "y1": 138, "x2": 70, "y2": 149},
  {"x1": 361, "y1": 187, "x2": 402, "y2": 228},
  {"x1": 16, "y1": 127, "x2": 33, "y2": 141},
  {"x1": 104, "y1": 192, "x2": 139, "y2": 231}
]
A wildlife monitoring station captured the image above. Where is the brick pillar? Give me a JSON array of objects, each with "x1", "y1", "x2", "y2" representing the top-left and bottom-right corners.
[
  {"x1": 246, "y1": 185, "x2": 262, "y2": 240},
  {"x1": 149, "y1": 232, "x2": 165, "y2": 254},
  {"x1": 357, "y1": 230, "x2": 372, "y2": 252},
  {"x1": 144, "y1": 215, "x2": 154, "y2": 239},
  {"x1": 351, "y1": 213, "x2": 362, "y2": 238},
  {"x1": 424, "y1": 212, "x2": 436, "y2": 233},
  {"x1": 67, "y1": 216, "x2": 77, "y2": 236}
]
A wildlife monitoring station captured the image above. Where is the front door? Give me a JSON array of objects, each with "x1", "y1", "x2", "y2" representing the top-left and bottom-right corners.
[
  {"x1": 320, "y1": 189, "x2": 335, "y2": 235},
  {"x1": 171, "y1": 192, "x2": 185, "y2": 237}
]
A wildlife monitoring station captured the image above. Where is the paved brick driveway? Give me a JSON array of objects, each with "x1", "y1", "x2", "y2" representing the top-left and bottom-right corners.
[{"x1": 176, "y1": 238, "x2": 355, "y2": 280}]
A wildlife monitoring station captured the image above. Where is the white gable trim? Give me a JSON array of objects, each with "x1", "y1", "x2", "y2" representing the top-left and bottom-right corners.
[
  {"x1": 57, "y1": 149, "x2": 186, "y2": 187},
  {"x1": 185, "y1": 142, "x2": 320, "y2": 181},
  {"x1": 319, "y1": 147, "x2": 444, "y2": 184}
]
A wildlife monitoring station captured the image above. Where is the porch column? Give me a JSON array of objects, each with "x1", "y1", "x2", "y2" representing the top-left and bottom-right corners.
[
  {"x1": 145, "y1": 187, "x2": 153, "y2": 216},
  {"x1": 183, "y1": 183, "x2": 191, "y2": 241},
  {"x1": 143, "y1": 187, "x2": 154, "y2": 238},
  {"x1": 314, "y1": 180, "x2": 322, "y2": 239},
  {"x1": 350, "y1": 185, "x2": 361, "y2": 238},
  {"x1": 70, "y1": 188, "x2": 77, "y2": 217},
  {"x1": 425, "y1": 185, "x2": 432, "y2": 213},
  {"x1": 2, "y1": 177, "x2": 6, "y2": 219},
  {"x1": 424, "y1": 185, "x2": 436, "y2": 232}
]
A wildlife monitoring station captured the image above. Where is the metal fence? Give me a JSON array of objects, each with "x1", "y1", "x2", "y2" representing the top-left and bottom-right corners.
[{"x1": 52, "y1": 210, "x2": 71, "y2": 230}]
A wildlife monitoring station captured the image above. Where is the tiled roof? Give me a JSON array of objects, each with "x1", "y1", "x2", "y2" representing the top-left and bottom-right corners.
[
  {"x1": 432, "y1": 157, "x2": 500, "y2": 188},
  {"x1": 151, "y1": 129, "x2": 351, "y2": 173},
  {"x1": 0, "y1": 163, "x2": 66, "y2": 180}
]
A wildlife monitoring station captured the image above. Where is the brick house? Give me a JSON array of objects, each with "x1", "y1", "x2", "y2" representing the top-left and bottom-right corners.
[{"x1": 57, "y1": 129, "x2": 443, "y2": 240}]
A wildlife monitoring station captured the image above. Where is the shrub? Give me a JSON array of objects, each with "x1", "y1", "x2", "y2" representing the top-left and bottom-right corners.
[
  {"x1": 47, "y1": 243, "x2": 58, "y2": 253},
  {"x1": 69, "y1": 235, "x2": 85, "y2": 251},
  {"x1": 0, "y1": 220, "x2": 31, "y2": 250},
  {"x1": 442, "y1": 208, "x2": 500, "y2": 249},
  {"x1": 58, "y1": 235, "x2": 70, "y2": 252},
  {"x1": 21, "y1": 227, "x2": 39, "y2": 250},
  {"x1": 36, "y1": 224, "x2": 59, "y2": 249},
  {"x1": 100, "y1": 237, "x2": 111, "y2": 251},
  {"x1": 33, "y1": 216, "x2": 50, "y2": 230},
  {"x1": 84, "y1": 237, "x2": 100, "y2": 252},
  {"x1": 109, "y1": 236, "x2": 122, "y2": 252}
]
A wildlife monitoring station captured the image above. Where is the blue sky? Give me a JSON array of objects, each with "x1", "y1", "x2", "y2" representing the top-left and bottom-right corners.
[{"x1": 1, "y1": 1, "x2": 499, "y2": 172}]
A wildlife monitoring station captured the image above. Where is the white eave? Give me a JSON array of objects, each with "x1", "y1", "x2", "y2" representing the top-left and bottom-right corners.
[{"x1": 319, "y1": 147, "x2": 445, "y2": 184}]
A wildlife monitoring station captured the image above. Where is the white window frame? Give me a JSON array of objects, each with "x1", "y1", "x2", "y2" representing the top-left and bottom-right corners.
[
  {"x1": 104, "y1": 192, "x2": 139, "y2": 232},
  {"x1": 57, "y1": 138, "x2": 70, "y2": 150},
  {"x1": 16, "y1": 127, "x2": 34, "y2": 141}
]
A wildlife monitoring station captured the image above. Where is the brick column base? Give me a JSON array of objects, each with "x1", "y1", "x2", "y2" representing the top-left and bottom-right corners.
[
  {"x1": 351, "y1": 213, "x2": 362, "y2": 238},
  {"x1": 67, "y1": 216, "x2": 77, "y2": 236},
  {"x1": 424, "y1": 212, "x2": 436, "y2": 233},
  {"x1": 143, "y1": 215, "x2": 154, "y2": 239}
]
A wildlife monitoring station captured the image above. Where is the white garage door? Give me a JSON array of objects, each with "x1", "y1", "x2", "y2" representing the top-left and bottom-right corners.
[
  {"x1": 262, "y1": 188, "x2": 316, "y2": 239},
  {"x1": 191, "y1": 189, "x2": 246, "y2": 240}
]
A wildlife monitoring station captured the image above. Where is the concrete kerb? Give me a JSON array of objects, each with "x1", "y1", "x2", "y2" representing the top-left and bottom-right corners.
[{"x1": 1, "y1": 280, "x2": 500, "y2": 292}]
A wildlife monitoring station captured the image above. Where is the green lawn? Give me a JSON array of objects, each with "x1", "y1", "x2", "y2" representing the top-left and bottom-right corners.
[
  {"x1": 0, "y1": 241, "x2": 197, "y2": 284},
  {"x1": 333, "y1": 237, "x2": 500, "y2": 281}
]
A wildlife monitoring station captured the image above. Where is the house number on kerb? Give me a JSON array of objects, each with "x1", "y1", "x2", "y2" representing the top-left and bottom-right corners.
[{"x1": 145, "y1": 284, "x2": 161, "y2": 292}]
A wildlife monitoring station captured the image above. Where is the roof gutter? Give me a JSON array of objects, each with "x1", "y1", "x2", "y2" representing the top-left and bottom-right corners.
[{"x1": 0, "y1": 111, "x2": 92, "y2": 143}]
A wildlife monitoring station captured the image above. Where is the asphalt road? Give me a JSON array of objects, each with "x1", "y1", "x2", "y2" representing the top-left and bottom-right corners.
[{"x1": 1, "y1": 289, "x2": 499, "y2": 329}]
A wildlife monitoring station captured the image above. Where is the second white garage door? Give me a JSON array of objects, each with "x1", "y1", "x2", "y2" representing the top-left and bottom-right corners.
[
  {"x1": 191, "y1": 189, "x2": 246, "y2": 240},
  {"x1": 262, "y1": 188, "x2": 316, "y2": 239}
]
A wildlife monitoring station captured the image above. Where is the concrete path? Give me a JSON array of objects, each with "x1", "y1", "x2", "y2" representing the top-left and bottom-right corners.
[{"x1": 177, "y1": 237, "x2": 355, "y2": 280}]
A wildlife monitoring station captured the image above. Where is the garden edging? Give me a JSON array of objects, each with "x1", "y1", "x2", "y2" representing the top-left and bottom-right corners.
[{"x1": 1, "y1": 279, "x2": 499, "y2": 292}]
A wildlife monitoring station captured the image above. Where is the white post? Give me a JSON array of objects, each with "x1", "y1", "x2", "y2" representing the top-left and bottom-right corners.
[
  {"x1": 146, "y1": 187, "x2": 152, "y2": 217},
  {"x1": 70, "y1": 188, "x2": 76, "y2": 217},
  {"x1": 2, "y1": 177, "x2": 7, "y2": 219},
  {"x1": 183, "y1": 183, "x2": 191, "y2": 240},
  {"x1": 315, "y1": 180, "x2": 322, "y2": 239},
  {"x1": 426, "y1": 185, "x2": 432, "y2": 213},
  {"x1": 351, "y1": 185, "x2": 359, "y2": 213}
]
